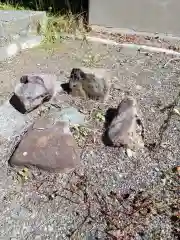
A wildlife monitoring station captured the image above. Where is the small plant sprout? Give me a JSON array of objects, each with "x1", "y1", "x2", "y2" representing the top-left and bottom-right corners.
[
  {"x1": 94, "y1": 111, "x2": 105, "y2": 123},
  {"x1": 16, "y1": 167, "x2": 30, "y2": 183}
]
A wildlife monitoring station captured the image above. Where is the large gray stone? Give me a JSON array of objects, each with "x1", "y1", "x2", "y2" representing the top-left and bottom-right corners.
[
  {"x1": 12, "y1": 73, "x2": 62, "y2": 113},
  {"x1": 106, "y1": 96, "x2": 144, "y2": 151}
]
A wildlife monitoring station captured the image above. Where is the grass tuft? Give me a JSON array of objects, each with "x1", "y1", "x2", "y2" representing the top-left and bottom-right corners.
[
  {"x1": 0, "y1": 2, "x2": 88, "y2": 44},
  {"x1": 43, "y1": 12, "x2": 87, "y2": 44},
  {"x1": 0, "y1": 1, "x2": 25, "y2": 10}
]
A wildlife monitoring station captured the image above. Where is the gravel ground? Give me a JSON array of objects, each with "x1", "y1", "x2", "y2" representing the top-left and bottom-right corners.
[{"x1": 0, "y1": 39, "x2": 179, "y2": 240}]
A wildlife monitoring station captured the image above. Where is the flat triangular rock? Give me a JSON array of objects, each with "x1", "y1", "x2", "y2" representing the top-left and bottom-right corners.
[{"x1": 10, "y1": 119, "x2": 80, "y2": 172}]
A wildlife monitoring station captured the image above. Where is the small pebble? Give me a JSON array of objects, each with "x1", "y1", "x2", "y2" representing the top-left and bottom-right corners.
[
  {"x1": 23, "y1": 152, "x2": 28, "y2": 156},
  {"x1": 136, "y1": 85, "x2": 142, "y2": 90},
  {"x1": 154, "y1": 167, "x2": 160, "y2": 172},
  {"x1": 48, "y1": 225, "x2": 54, "y2": 232},
  {"x1": 34, "y1": 236, "x2": 41, "y2": 240},
  {"x1": 44, "y1": 226, "x2": 48, "y2": 232},
  {"x1": 126, "y1": 148, "x2": 133, "y2": 158},
  {"x1": 161, "y1": 178, "x2": 166, "y2": 185}
]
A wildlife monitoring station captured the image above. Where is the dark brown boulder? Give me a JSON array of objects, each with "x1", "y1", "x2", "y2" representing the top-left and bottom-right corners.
[{"x1": 10, "y1": 119, "x2": 80, "y2": 172}]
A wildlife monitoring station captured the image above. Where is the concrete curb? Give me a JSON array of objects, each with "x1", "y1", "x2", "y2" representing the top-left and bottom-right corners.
[
  {"x1": 0, "y1": 10, "x2": 46, "y2": 62},
  {"x1": 63, "y1": 33, "x2": 180, "y2": 56},
  {"x1": 90, "y1": 25, "x2": 180, "y2": 42},
  {"x1": 0, "y1": 35, "x2": 43, "y2": 62},
  {"x1": 86, "y1": 36, "x2": 180, "y2": 56}
]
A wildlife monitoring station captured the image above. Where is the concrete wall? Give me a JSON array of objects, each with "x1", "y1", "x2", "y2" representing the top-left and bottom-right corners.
[{"x1": 89, "y1": 0, "x2": 180, "y2": 36}]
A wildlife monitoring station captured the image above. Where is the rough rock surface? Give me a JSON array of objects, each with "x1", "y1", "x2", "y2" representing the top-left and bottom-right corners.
[
  {"x1": 69, "y1": 67, "x2": 110, "y2": 102},
  {"x1": 10, "y1": 118, "x2": 80, "y2": 172},
  {"x1": 12, "y1": 74, "x2": 62, "y2": 113},
  {"x1": 106, "y1": 96, "x2": 144, "y2": 150}
]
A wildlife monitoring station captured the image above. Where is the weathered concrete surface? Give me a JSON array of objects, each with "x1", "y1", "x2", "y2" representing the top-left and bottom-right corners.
[
  {"x1": 0, "y1": 100, "x2": 48, "y2": 167},
  {"x1": 89, "y1": 0, "x2": 180, "y2": 36},
  {"x1": 0, "y1": 10, "x2": 46, "y2": 45},
  {"x1": 0, "y1": 101, "x2": 32, "y2": 164},
  {"x1": 0, "y1": 10, "x2": 46, "y2": 61},
  {"x1": 0, "y1": 101, "x2": 29, "y2": 139},
  {"x1": 0, "y1": 39, "x2": 179, "y2": 239}
]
